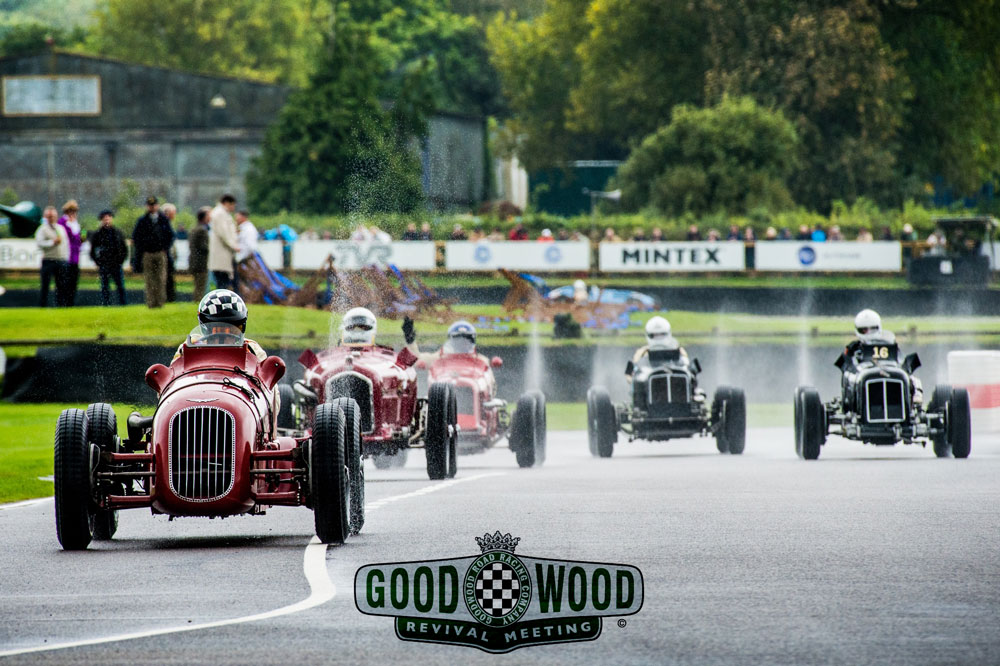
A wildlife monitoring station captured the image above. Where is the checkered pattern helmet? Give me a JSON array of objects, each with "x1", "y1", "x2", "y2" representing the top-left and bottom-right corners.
[{"x1": 198, "y1": 289, "x2": 248, "y2": 328}]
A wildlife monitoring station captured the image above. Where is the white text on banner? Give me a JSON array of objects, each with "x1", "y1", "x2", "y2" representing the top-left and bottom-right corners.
[
  {"x1": 754, "y1": 241, "x2": 901, "y2": 271},
  {"x1": 445, "y1": 240, "x2": 591, "y2": 271},
  {"x1": 598, "y1": 241, "x2": 746, "y2": 271},
  {"x1": 292, "y1": 241, "x2": 435, "y2": 270}
]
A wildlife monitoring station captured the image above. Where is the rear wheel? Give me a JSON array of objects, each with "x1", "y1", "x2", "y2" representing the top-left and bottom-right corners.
[
  {"x1": 948, "y1": 388, "x2": 972, "y2": 459},
  {"x1": 527, "y1": 390, "x2": 547, "y2": 466},
  {"x1": 425, "y1": 383, "x2": 453, "y2": 480},
  {"x1": 55, "y1": 408, "x2": 95, "y2": 550},
  {"x1": 930, "y1": 385, "x2": 953, "y2": 458},
  {"x1": 715, "y1": 387, "x2": 746, "y2": 455},
  {"x1": 330, "y1": 397, "x2": 364, "y2": 534},
  {"x1": 511, "y1": 394, "x2": 538, "y2": 468},
  {"x1": 310, "y1": 402, "x2": 349, "y2": 544},
  {"x1": 798, "y1": 387, "x2": 825, "y2": 460},
  {"x1": 85, "y1": 403, "x2": 119, "y2": 541},
  {"x1": 277, "y1": 383, "x2": 296, "y2": 430},
  {"x1": 587, "y1": 386, "x2": 616, "y2": 458}
]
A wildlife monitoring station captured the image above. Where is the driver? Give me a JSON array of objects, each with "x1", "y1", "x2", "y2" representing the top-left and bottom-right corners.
[
  {"x1": 173, "y1": 289, "x2": 266, "y2": 362},
  {"x1": 626, "y1": 316, "x2": 688, "y2": 381},
  {"x1": 338, "y1": 307, "x2": 419, "y2": 367},
  {"x1": 403, "y1": 318, "x2": 489, "y2": 368},
  {"x1": 838, "y1": 308, "x2": 896, "y2": 369}
]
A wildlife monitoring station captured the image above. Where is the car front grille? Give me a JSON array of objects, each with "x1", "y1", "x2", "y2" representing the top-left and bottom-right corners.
[
  {"x1": 455, "y1": 386, "x2": 475, "y2": 416},
  {"x1": 326, "y1": 373, "x2": 374, "y2": 432},
  {"x1": 649, "y1": 372, "x2": 690, "y2": 404},
  {"x1": 865, "y1": 378, "x2": 905, "y2": 423},
  {"x1": 168, "y1": 406, "x2": 236, "y2": 501}
]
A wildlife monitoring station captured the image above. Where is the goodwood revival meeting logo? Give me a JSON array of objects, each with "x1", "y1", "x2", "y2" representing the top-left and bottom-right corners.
[{"x1": 355, "y1": 531, "x2": 644, "y2": 653}]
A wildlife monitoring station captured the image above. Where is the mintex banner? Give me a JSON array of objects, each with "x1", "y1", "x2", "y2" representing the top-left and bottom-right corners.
[
  {"x1": 754, "y1": 241, "x2": 901, "y2": 271},
  {"x1": 598, "y1": 242, "x2": 745, "y2": 272},
  {"x1": 445, "y1": 241, "x2": 591, "y2": 271},
  {"x1": 293, "y1": 241, "x2": 436, "y2": 270}
]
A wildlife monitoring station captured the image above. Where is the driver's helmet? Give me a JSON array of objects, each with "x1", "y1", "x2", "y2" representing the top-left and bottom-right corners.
[
  {"x1": 198, "y1": 289, "x2": 248, "y2": 330},
  {"x1": 645, "y1": 316, "x2": 672, "y2": 347},
  {"x1": 444, "y1": 320, "x2": 476, "y2": 354},
  {"x1": 341, "y1": 307, "x2": 377, "y2": 346},
  {"x1": 854, "y1": 309, "x2": 882, "y2": 339}
]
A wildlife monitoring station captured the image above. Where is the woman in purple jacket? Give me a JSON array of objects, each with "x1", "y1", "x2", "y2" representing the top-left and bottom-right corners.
[{"x1": 57, "y1": 199, "x2": 83, "y2": 306}]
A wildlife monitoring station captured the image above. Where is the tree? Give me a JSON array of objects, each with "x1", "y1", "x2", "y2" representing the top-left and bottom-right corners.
[
  {"x1": 616, "y1": 96, "x2": 800, "y2": 216},
  {"x1": 703, "y1": 0, "x2": 911, "y2": 211},
  {"x1": 0, "y1": 21, "x2": 87, "y2": 58},
  {"x1": 245, "y1": 15, "x2": 424, "y2": 215},
  {"x1": 86, "y1": 0, "x2": 327, "y2": 85}
]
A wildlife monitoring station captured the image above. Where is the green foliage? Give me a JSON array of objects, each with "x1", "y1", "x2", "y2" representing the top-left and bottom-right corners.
[
  {"x1": 617, "y1": 97, "x2": 799, "y2": 216},
  {"x1": 86, "y1": 0, "x2": 328, "y2": 85},
  {"x1": 0, "y1": 20, "x2": 88, "y2": 57},
  {"x1": 246, "y1": 14, "x2": 424, "y2": 215},
  {"x1": 0, "y1": 186, "x2": 17, "y2": 206}
]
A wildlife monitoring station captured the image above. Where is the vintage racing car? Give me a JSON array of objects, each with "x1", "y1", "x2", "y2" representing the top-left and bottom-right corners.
[
  {"x1": 281, "y1": 342, "x2": 459, "y2": 480},
  {"x1": 794, "y1": 340, "x2": 971, "y2": 459},
  {"x1": 53, "y1": 323, "x2": 361, "y2": 551},
  {"x1": 586, "y1": 348, "x2": 746, "y2": 456},
  {"x1": 425, "y1": 350, "x2": 546, "y2": 468}
]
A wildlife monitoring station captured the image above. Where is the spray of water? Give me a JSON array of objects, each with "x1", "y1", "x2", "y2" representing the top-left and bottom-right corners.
[
  {"x1": 526, "y1": 319, "x2": 543, "y2": 392},
  {"x1": 797, "y1": 288, "x2": 815, "y2": 387}
]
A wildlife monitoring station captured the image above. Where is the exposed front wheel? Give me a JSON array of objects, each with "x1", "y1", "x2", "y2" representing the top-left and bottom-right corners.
[
  {"x1": 527, "y1": 390, "x2": 547, "y2": 466},
  {"x1": 511, "y1": 393, "x2": 538, "y2": 468},
  {"x1": 586, "y1": 386, "x2": 616, "y2": 458},
  {"x1": 929, "y1": 385, "x2": 953, "y2": 457},
  {"x1": 330, "y1": 397, "x2": 364, "y2": 534},
  {"x1": 713, "y1": 386, "x2": 746, "y2": 455},
  {"x1": 310, "y1": 402, "x2": 349, "y2": 545},
  {"x1": 55, "y1": 408, "x2": 96, "y2": 550},
  {"x1": 425, "y1": 383, "x2": 455, "y2": 480},
  {"x1": 948, "y1": 388, "x2": 972, "y2": 459},
  {"x1": 797, "y1": 387, "x2": 825, "y2": 460},
  {"x1": 85, "y1": 403, "x2": 119, "y2": 540}
]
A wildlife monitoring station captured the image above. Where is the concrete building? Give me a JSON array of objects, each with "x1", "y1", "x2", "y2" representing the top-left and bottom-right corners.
[{"x1": 0, "y1": 51, "x2": 484, "y2": 213}]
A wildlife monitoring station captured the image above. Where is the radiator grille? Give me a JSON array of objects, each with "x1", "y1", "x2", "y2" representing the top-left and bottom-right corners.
[
  {"x1": 865, "y1": 378, "x2": 905, "y2": 423},
  {"x1": 649, "y1": 372, "x2": 691, "y2": 404},
  {"x1": 168, "y1": 406, "x2": 236, "y2": 501},
  {"x1": 455, "y1": 386, "x2": 475, "y2": 416},
  {"x1": 326, "y1": 373, "x2": 374, "y2": 432}
]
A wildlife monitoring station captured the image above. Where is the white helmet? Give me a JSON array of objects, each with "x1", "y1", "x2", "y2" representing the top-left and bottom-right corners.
[
  {"x1": 645, "y1": 316, "x2": 671, "y2": 345},
  {"x1": 573, "y1": 279, "x2": 586, "y2": 291},
  {"x1": 341, "y1": 307, "x2": 377, "y2": 346},
  {"x1": 854, "y1": 309, "x2": 882, "y2": 338}
]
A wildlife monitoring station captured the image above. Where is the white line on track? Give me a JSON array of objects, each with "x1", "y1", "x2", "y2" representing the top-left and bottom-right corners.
[
  {"x1": 0, "y1": 471, "x2": 505, "y2": 658},
  {"x1": 0, "y1": 497, "x2": 50, "y2": 511}
]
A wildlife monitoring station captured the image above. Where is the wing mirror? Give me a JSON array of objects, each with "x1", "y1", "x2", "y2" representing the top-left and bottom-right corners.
[
  {"x1": 145, "y1": 363, "x2": 171, "y2": 393},
  {"x1": 491, "y1": 356, "x2": 503, "y2": 369},
  {"x1": 691, "y1": 358, "x2": 702, "y2": 375},
  {"x1": 259, "y1": 355, "x2": 286, "y2": 390},
  {"x1": 902, "y1": 353, "x2": 921, "y2": 374}
]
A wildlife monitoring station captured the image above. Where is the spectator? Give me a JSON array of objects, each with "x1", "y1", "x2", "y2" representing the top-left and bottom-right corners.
[
  {"x1": 651, "y1": 227, "x2": 664, "y2": 242},
  {"x1": 743, "y1": 227, "x2": 756, "y2": 241},
  {"x1": 419, "y1": 222, "x2": 433, "y2": 240},
  {"x1": 174, "y1": 224, "x2": 188, "y2": 240},
  {"x1": 727, "y1": 224, "x2": 741, "y2": 241},
  {"x1": 538, "y1": 228, "x2": 554, "y2": 242},
  {"x1": 188, "y1": 207, "x2": 211, "y2": 300},
  {"x1": 828, "y1": 225, "x2": 844, "y2": 241},
  {"x1": 370, "y1": 225, "x2": 391, "y2": 243},
  {"x1": 235, "y1": 210, "x2": 259, "y2": 262},
  {"x1": 764, "y1": 226, "x2": 778, "y2": 240},
  {"x1": 811, "y1": 225, "x2": 827, "y2": 242},
  {"x1": 450, "y1": 224, "x2": 468, "y2": 241},
  {"x1": 900, "y1": 223, "x2": 917, "y2": 241},
  {"x1": 35, "y1": 205, "x2": 68, "y2": 307},
  {"x1": 779, "y1": 227, "x2": 792, "y2": 240},
  {"x1": 132, "y1": 196, "x2": 175, "y2": 308},
  {"x1": 880, "y1": 226, "x2": 894, "y2": 241},
  {"x1": 161, "y1": 203, "x2": 179, "y2": 302},
  {"x1": 632, "y1": 228, "x2": 648, "y2": 242},
  {"x1": 300, "y1": 228, "x2": 320, "y2": 241},
  {"x1": 401, "y1": 222, "x2": 420, "y2": 241},
  {"x1": 468, "y1": 228, "x2": 485, "y2": 242},
  {"x1": 56, "y1": 200, "x2": 83, "y2": 306},
  {"x1": 89, "y1": 209, "x2": 128, "y2": 306},
  {"x1": 856, "y1": 227, "x2": 874, "y2": 242},
  {"x1": 321, "y1": 230, "x2": 333, "y2": 240},
  {"x1": 487, "y1": 228, "x2": 505, "y2": 241},
  {"x1": 685, "y1": 224, "x2": 702, "y2": 241},
  {"x1": 569, "y1": 230, "x2": 584, "y2": 241},
  {"x1": 351, "y1": 224, "x2": 373, "y2": 242},
  {"x1": 508, "y1": 222, "x2": 529, "y2": 241},
  {"x1": 603, "y1": 227, "x2": 622, "y2": 242},
  {"x1": 208, "y1": 194, "x2": 240, "y2": 292},
  {"x1": 707, "y1": 228, "x2": 721, "y2": 241},
  {"x1": 557, "y1": 228, "x2": 570, "y2": 241},
  {"x1": 796, "y1": 224, "x2": 811, "y2": 240}
]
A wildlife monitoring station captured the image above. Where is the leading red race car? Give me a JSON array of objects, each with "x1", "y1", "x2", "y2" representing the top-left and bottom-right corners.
[{"x1": 53, "y1": 323, "x2": 362, "y2": 550}]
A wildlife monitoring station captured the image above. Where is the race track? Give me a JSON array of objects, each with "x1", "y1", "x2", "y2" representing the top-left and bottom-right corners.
[{"x1": 1, "y1": 428, "x2": 998, "y2": 665}]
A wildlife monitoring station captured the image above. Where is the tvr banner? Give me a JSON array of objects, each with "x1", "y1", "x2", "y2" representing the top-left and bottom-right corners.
[
  {"x1": 599, "y1": 241, "x2": 746, "y2": 271},
  {"x1": 754, "y1": 241, "x2": 901, "y2": 271},
  {"x1": 445, "y1": 241, "x2": 591, "y2": 271},
  {"x1": 292, "y1": 240, "x2": 436, "y2": 270}
]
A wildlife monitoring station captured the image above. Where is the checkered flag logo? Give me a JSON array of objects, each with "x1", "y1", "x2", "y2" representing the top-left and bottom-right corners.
[
  {"x1": 199, "y1": 290, "x2": 246, "y2": 317},
  {"x1": 474, "y1": 561, "x2": 521, "y2": 618}
]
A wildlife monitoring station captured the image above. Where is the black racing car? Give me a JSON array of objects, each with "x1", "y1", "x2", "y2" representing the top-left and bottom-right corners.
[
  {"x1": 586, "y1": 348, "x2": 746, "y2": 457},
  {"x1": 794, "y1": 340, "x2": 971, "y2": 459}
]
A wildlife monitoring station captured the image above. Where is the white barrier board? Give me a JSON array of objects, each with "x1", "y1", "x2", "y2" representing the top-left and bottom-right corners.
[
  {"x1": 292, "y1": 240, "x2": 435, "y2": 270},
  {"x1": 599, "y1": 241, "x2": 745, "y2": 272},
  {"x1": 445, "y1": 241, "x2": 590, "y2": 271},
  {"x1": 755, "y1": 241, "x2": 901, "y2": 271},
  {"x1": 948, "y1": 350, "x2": 1000, "y2": 433}
]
